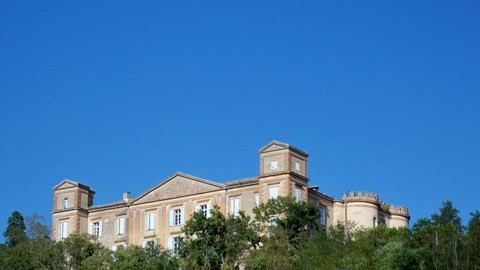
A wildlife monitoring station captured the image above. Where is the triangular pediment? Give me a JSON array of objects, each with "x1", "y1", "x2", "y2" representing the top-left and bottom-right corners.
[
  {"x1": 53, "y1": 179, "x2": 79, "y2": 190},
  {"x1": 259, "y1": 141, "x2": 289, "y2": 153},
  {"x1": 131, "y1": 172, "x2": 224, "y2": 204},
  {"x1": 259, "y1": 140, "x2": 309, "y2": 157}
]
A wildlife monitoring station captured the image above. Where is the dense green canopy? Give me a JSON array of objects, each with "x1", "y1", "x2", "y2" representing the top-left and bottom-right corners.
[{"x1": 1, "y1": 199, "x2": 479, "y2": 270}]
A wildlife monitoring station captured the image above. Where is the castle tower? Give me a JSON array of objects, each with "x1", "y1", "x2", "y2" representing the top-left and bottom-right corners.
[
  {"x1": 258, "y1": 141, "x2": 309, "y2": 204},
  {"x1": 51, "y1": 179, "x2": 95, "y2": 240}
]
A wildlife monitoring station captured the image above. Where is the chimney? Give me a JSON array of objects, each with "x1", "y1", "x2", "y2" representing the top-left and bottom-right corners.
[{"x1": 123, "y1": 192, "x2": 131, "y2": 202}]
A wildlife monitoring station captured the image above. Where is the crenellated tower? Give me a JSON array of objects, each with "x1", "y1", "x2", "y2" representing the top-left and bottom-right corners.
[{"x1": 333, "y1": 191, "x2": 410, "y2": 228}]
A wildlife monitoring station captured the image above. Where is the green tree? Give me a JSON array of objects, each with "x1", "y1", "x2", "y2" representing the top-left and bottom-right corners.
[
  {"x1": 374, "y1": 241, "x2": 420, "y2": 270},
  {"x1": 181, "y1": 206, "x2": 259, "y2": 270},
  {"x1": 246, "y1": 228, "x2": 292, "y2": 270},
  {"x1": 431, "y1": 200, "x2": 462, "y2": 230},
  {"x1": 111, "y1": 245, "x2": 151, "y2": 270},
  {"x1": 0, "y1": 213, "x2": 66, "y2": 270},
  {"x1": 412, "y1": 200, "x2": 465, "y2": 270},
  {"x1": 110, "y1": 245, "x2": 178, "y2": 270},
  {"x1": 247, "y1": 196, "x2": 320, "y2": 269},
  {"x1": 465, "y1": 211, "x2": 480, "y2": 270},
  {"x1": 253, "y1": 196, "x2": 320, "y2": 247},
  {"x1": 3, "y1": 211, "x2": 27, "y2": 248},
  {"x1": 296, "y1": 222, "x2": 362, "y2": 270},
  {"x1": 25, "y1": 213, "x2": 50, "y2": 240},
  {"x1": 61, "y1": 233, "x2": 108, "y2": 270}
]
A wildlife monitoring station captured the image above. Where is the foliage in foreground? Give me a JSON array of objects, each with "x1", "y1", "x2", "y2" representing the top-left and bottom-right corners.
[{"x1": 1, "y1": 199, "x2": 479, "y2": 270}]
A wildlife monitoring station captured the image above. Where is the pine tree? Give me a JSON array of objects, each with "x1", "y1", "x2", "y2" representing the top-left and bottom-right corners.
[{"x1": 3, "y1": 211, "x2": 27, "y2": 248}]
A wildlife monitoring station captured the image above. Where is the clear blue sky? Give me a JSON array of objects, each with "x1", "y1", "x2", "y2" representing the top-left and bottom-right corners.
[{"x1": 1, "y1": 1, "x2": 479, "y2": 237}]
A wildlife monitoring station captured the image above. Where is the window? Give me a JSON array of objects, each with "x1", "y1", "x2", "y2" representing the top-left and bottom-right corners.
[
  {"x1": 295, "y1": 162, "x2": 300, "y2": 172},
  {"x1": 169, "y1": 208, "x2": 184, "y2": 226},
  {"x1": 255, "y1": 193, "x2": 260, "y2": 207},
  {"x1": 168, "y1": 237, "x2": 183, "y2": 254},
  {"x1": 295, "y1": 187, "x2": 303, "y2": 202},
  {"x1": 92, "y1": 222, "x2": 102, "y2": 237},
  {"x1": 60, "y1": 222, "x2": 68, "y2": 239},
  {"x1": 117, "y1": 217, "x2": 126, "y2": 235},
  {"x1": 146, "y1": 240, "x2": 156, "y2": 248},
  {"x1": 197, "y1": 204, "x2": 210, "y2": 218},
  {"x1": 269, "y1": 186, "x2": 279, "y2": 200},
  {"x1": 200, "y1": 205, "x2": 208, "y2": 216},
  {"x1": 271, "y1": 160, "x2": 278, "y2": 170},
  {"x1": 319, "y1": 208, "x2": 326, "y2": 226},
  {"x1": 173, "y1": 237, "x2": 182, "y2": 253},
  {"x1": 146, "y1": 212, "x2": 155, "y2": 230},
  {"x1": 174, "y1": 209, "x2": 182, "y2": 225},
  {"x1": 230, "y1": 198, "x2": 240, "y2": 216},
  {"x1": 373, "y1": 217, "x2": 377, "y2": 228},
  {"x1": 63, "y1": 198, "x2": 68, "y2": 209},
  {"x1": 142, "y1": 240, "x2": 158, "y2": 250}
]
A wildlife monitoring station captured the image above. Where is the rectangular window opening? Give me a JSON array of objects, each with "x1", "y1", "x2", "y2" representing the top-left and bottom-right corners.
[
  {"x1": 146, "y1": 212, "x2": 155, "y2": 230},
  {"x1": 269, "y1": 186, "x2": 279, "y2": 200},
  {"x1": 174, "y1": 209, "x2": 182, "y2": 226},
  {"x1": 118, "y1": 217, "x2": 126, "y2": 235},
  {"x1": 271, "y1": 160, "x2": 278, "y2": 170},
  {"x1": 63, "y1": 198, "x2": 68, "y2": 209},
  {"x1": 93, "y1": 222, "x2": 101, "y2": 237},
  {"x1": 230, "y1": 198, "x2": 240, "y2": 216}
]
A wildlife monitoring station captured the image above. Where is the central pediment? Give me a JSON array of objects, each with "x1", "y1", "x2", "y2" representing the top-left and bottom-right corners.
[{"x1": 131, "y1": 172, "x2": 224, "y2": 204}]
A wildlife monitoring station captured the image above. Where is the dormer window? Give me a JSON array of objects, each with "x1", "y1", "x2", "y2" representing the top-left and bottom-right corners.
[{"x1": 63, "y1": 198, "x2": 68, "y2": 209}]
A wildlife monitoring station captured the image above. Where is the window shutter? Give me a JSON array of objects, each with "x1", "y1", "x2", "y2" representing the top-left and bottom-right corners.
[
  {"x1": 235, "y1": 199, "x2": 240, "y2": 214},
  {"x1": 61, "y1": 222, "x2": 68, "y2": 239},
  {"x1": 195, "y1": 205, "x2": 201, "y2": 212},
  {"x1": 167, "y1": 238, "x2": 173, "y2": 250},
  {"x1": 141, "y1": 241, "x2": 146, "y2": 248},
  {"x1": 98, "y1": 222, "x2": 103, "y2": 237},
  {"x1": 169, "y1": 209, "x2": 174, "y2": 226},
  {"x1": 255, "y1": 194, "x2": 260, "y2": 207},
  {"x1": 58, "y1": 224, "x2": 62, "y2": 239},
  {"x1": 206, "y1": 204, "x2": 211, "y2": 218},
  {"x1": 153, "y1": 239, "x2": 158, "y2": 247},
  {"x1": 148, "y1": 212, "x2": 155, "y2": 229},
  {"x1": 118, "y1": 218, "x2": 125, "y2": 235},
  {"x1": 88, "y1": 223, "x2": 93, "y2": 235},
  {"x1": 64, "y1": 222, "x2": 68, "y2": 238},
  {"x1": 112, "y1": 245, "x2": 117, "y2": 251},
  {"x1": 231, "y1": 198, "x2": 240, "y2": 216},
  {"x1": 295, "y1": 188, "x2": 302, "y2": 202},
  {"x1": 180, "y1": 208, "x2": 185, "y2": 224},
  {"x1": 320, "y1": 208, "x2": 326, "y2": 225}
]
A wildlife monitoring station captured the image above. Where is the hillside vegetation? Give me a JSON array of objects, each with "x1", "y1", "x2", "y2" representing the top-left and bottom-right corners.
[{"x1": 1, "y1": 197, "x2": 479, "y2": 270}]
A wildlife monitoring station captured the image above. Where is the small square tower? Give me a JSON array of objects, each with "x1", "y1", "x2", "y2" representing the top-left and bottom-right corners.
[
  {"x1": 258, "y1": 141, "x2": 309, "y2": 203},
  {"x1": 51, "y1": 179, "x2": 95, "y2": 240}
]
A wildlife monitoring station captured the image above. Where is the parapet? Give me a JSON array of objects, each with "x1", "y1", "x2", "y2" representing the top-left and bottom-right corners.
[
  {"x1": 342, "y1": 191, "x2": 379, "y2": 203},
  {"x1": 381, "y1": 202, "x2": 410, "y2": 217}
]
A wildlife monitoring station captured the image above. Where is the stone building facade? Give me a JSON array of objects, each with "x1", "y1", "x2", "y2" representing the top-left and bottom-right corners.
[{"x1": 51, "y1": 141, "x2": 410, "y2": 250}]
